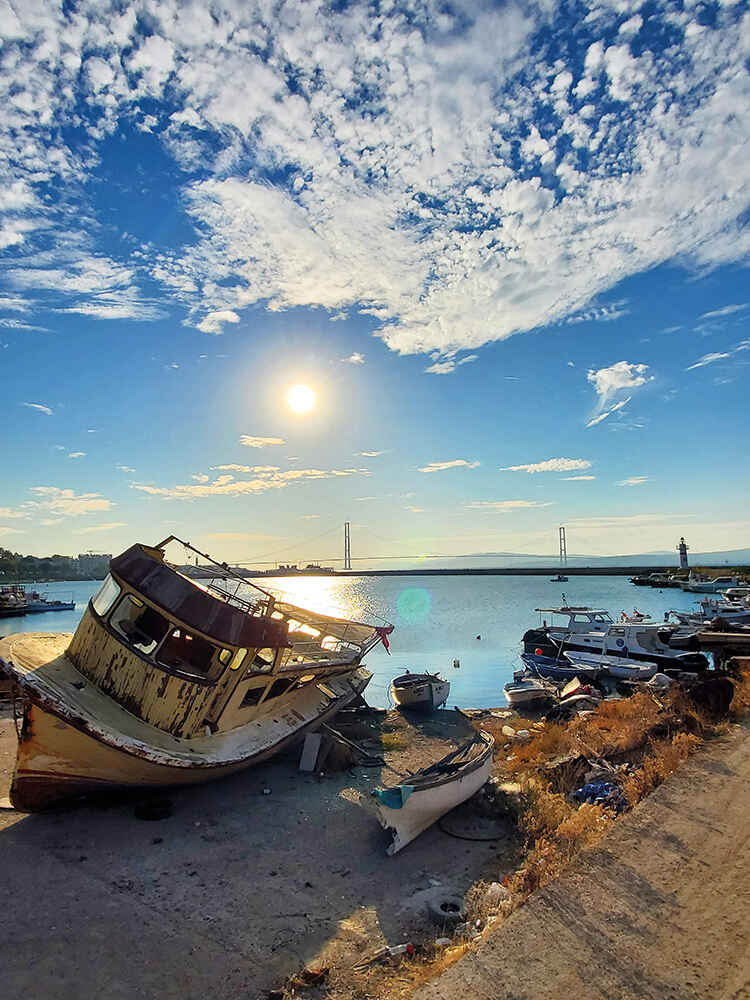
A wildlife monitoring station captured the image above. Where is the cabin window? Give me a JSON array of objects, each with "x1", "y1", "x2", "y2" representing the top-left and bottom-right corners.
[
  {"x1": 92, "y1": 575, "x2": 121, "y2": 617},
  {"x1": 252, "y1": 648, "x2": 276, "y2": 672},
  {"x1": 110, "y1": 595, "x2": 170, "y2": 654},
  {"x1": 156, "y1": 628, "x2": 216, "y2": 677},
  {"x1": 263, "y1": 677, "x2": 296, "y2": 702},
  {"x1": 240, "y1": 681, "x2": 269, "y2": 708},
  {"x1": 219, "y1": 647, "x2": 247, "y2": 671}
]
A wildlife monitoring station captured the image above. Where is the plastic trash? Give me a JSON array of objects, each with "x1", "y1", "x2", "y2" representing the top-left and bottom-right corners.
[
  {"x1": 386, "y1": 943, "x2": 415, "y2": 957},
  {"x1": 572, "y1": 780, "x2": 626, "y2": 813},
  {"x1": 501, "y1": 725, "x2": 516, "y2": 738}
]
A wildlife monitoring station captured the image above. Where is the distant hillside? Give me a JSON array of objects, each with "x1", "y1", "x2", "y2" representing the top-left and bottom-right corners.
[{"x1": 404, "y1": 548, "x2": 750, "y2": 570}]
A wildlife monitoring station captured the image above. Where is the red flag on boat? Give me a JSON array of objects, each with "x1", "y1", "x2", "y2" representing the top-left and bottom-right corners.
[{"x1": 376, "y1": 626, "x2": 392, "y2": 654}]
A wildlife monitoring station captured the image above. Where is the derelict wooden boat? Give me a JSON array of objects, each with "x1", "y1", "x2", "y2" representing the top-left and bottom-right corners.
[
  {"x1": 372, "y1": 731, "x2": 494, "y2": 854},
  {"x1": 0, "y1": 536, "x2": 392, "y2": 812},
  {"x1": 390, "y1": 672, "x2": 450, "y2": 712}
]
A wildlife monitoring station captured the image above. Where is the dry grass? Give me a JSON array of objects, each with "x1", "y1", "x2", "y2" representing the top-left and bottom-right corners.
[
  {"x1": 623, "y1": 732, "x2": 702, "y2": 806},
  {"x1": 729, "y1": 659, "x2": 750, "y2": 715}
]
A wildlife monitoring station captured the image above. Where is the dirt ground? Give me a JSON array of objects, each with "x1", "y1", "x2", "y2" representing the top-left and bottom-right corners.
[
  {"x1": 416, "y1": 718, "x2": 750, "y2": 1000},
  {"x1": 0, "y1": 704, "x2": 520, "y2": 1000}
]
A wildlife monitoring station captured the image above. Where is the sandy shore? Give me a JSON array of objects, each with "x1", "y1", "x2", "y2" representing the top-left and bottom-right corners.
[{"x1": 0, "y1": 705, "x2": 520, "y2": 1000}]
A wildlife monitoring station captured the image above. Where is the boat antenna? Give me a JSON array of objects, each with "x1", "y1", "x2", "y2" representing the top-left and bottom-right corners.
[{"x1": 155, "y1": 535, "x2": 274, "y2": 598}]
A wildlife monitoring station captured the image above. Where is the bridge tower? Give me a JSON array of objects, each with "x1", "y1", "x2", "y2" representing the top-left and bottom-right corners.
[
  {"x1": 344, "y1": 522, "x2": 352, "y2": 571},
  {"x1": 559, "y1": 526, "x2": 567, "y2": 568}
]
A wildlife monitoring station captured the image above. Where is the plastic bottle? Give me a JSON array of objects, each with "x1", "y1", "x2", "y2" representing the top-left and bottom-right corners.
[{"x1": 386, "y1": 943, "x2": 415, "y2": 957}]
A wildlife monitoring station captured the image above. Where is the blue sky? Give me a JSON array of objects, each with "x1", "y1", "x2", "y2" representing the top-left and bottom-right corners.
[{"x1": 1, "y1": 0, "x2": 749, "y2": 565}]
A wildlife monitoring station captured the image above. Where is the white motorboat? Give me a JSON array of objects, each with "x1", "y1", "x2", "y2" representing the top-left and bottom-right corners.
[
  {"x1": 683, "y1": 575, "x2": 738, "y2": 593},
  {"x1": 391, "y1": 672, "x2": 450, "y2": 712},
  {"x1": 503, "y1": 673, "x2": 555, "y2": 708},
  {"x1": 668, "y1": 595, "x2": 750, "y2": 628},
  {"x1": 563, "y1": 650, "x2": 658, "y2": 681},
  {"x1": 523, "y1": 603, "x2": 707, "y2": 671},
  {"x1": 372, "y1": 731, "x2": 494, "y2": 854}
]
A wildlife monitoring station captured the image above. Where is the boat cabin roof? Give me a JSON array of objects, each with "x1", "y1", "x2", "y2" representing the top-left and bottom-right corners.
[
  {"x1": 535, "y1": 606, "x2": 612, "y2": 617},
  {"x1": 111, "y1": 544, "x2": 291, "y2": 650}
]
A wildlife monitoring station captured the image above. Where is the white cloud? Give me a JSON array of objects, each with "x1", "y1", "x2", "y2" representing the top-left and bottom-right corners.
[
  {"x1": 356, "y1": 450, "x2": 385, "y2": 458},
  {"x1": 404, "y1": 505, "x2": 425, "y2": 513},
  {"x1": 239, "y1": 435, "x2": 286, "y2": 449},
  {"x1": 197, "y1": 310, "x2": 240, "y2": 334},
  {"x1": 467, "y1": 500, "x2": 555, "y2": 511},
  {"x1": 191, "y1": 473, "x2": 210, "y2": 483},
  {"x1": 0, "y1": 2, "x2": 749, "y2": 358},
  {"x1": 68, "y1": 451, "x2": 86, "y2": 459},
  {"x1": 419, "y1": 459, "x2": 480, "y2": 473},
  {"x1": 699, "y1": 303, "x2": 748, "y2": 319},
  {"x1": 75, "y1": 522, "x2": 127, "y2": 534},
  {"x1": 116, "y1": 464, "x2": 136, "y2": 473},
  {"x1": 342, "y1": 352, "x2": 365, "y2": 365},
  {"x1": 502, "y1": 458, "x2": 592, "y2": 474},
  {"x1": 23, "y1": 401, "x2": 53, "y2": 415},
  {"x1": 25, "y1": 487, "x2": 114, "y2": 517},
  {"x1": 587, "y1": 363, "x2": 652, "y2": 406},
  {"x1": 131, "y1": 467, "x2": 370, "y2": 500},
  {"x1": 563, "y1": 475, "x2": 596, "y2": 480},
  {"x1": 0, "y1": 526, "x2": 25, "y2": 537},
  {"x1": 685, "y1": 351, "x2": 731, "y2": 370},
  {"x1": 0, "y1": 507, "x2": 29, "y2": 519},
  {"x1": 616, "y1": 476, "x2": 649, "y2": 486},
  {"x1": 565, "y1": 301, "x2": 629, "y2": 325}
]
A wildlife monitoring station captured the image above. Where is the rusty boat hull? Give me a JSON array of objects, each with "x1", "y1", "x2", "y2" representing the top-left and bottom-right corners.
[{"x1": 1, "y1": 632, "x2": 372, "y2": 812}]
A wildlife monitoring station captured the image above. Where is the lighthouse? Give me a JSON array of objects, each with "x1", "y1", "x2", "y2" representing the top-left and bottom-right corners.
[{"x1": 677, "y1": 536, "x2": 689, "y2": 570}]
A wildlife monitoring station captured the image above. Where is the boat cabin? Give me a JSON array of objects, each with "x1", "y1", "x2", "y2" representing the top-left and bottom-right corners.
[
  {"x1": 67, "y1": 541, "x2": 390, "y2": 741},
  {"x1": 535, "y1": 606, "x2": 614, "y2": 634}
]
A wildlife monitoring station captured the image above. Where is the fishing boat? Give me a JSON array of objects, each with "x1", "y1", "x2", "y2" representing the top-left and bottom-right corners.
[
  {"x1": 503, "y1": 672, "x2": 555, "y2": 708},
  {"x1": 667, "y1": 595, "x2": 750, "y2": 628},
  {"x1": 562, "y1": 650, "x2": 658, "y2": 681},
  {"x1": 15, "y1": 586, "x2": 76, "y2": 614},
  {"x1": 372, "y1": 731, "x2": 494, "y2": 854},
  {"x1": 0, "y1": 537, "x2": 392, "y2": 811},
  {"x1": 390, "y1": 672, "x2": 450, "y2": 712},
  {"x1": 549, "y1": 574, "x2": 568, "y2": 582},
  {"x1": 523, "y1": 604, "x2": 708, "y2": 671},
  {"x1": 0, "y1": 587, "x2": 28, "y2": 618},
  {"x1": 683, "y1": 575, "x2": 738, "y2": 593}
]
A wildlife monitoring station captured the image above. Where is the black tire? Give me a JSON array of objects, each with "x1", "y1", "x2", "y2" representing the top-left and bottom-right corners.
[{"x1": 426, "y1": 893, "x2": 466, "y2": 928}]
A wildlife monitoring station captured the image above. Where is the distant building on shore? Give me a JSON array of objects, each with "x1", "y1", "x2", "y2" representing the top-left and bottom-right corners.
[
  {"x1": 677, "y1": 537, "x2": 689, "y2": 569},
  {"x1": 76, "y1": 552, "x2": 112, "y2": 577}
]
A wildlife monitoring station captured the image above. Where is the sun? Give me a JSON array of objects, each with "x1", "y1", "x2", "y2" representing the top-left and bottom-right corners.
[{"x1": 287, "y1": 384, "x2": 315, "y2": 414}]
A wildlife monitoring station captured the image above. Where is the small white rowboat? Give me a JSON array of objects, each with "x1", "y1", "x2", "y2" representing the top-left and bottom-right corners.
[
  {"x1": 390, "y1": 672, "x2": 450, "y2": 712},
  {"x1": 503, "y1": 675, "x2": 554, "y2": 708},
  {"x1": 372, "y1": 731, "x2": 494, "y2": 854},
  {"x1": 563, "y1": 650, "x2": 658, "y2": 680}
]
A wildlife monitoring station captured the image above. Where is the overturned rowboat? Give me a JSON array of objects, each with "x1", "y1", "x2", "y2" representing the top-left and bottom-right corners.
[
  {"x1": 372, "y1": 731, "x2": 494, "y2": 854},
  {"x1": 0, "y1": 536, "x2": 392, "y2": 811}
]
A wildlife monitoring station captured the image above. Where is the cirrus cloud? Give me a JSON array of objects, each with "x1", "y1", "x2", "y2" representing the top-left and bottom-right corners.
[
  {"x1": 419, "y1": 459, "x2": 480, "y2": 473},
  {"x1": 501, "y1": 458, "x2": 592, "y2": 474}
]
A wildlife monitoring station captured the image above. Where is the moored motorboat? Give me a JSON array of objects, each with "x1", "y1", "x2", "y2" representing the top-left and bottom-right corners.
[
  {"x1": 0, "y1": 587, "x2": 28, "y2": 618},
  {"x1": 390, "y1": 672, "x2": 450, "y2": 712},
  {"x1": 22, "y1": 588, "x2": 76, "y2": 613},
  {"x1": 0, "y1": 536, "x2": 393, "y2": 811},
  {"x1": 372, "y1": 731, "x2": 494, "y2": 854},
  {"x1": 503, "y1": 672, "x2": 555, "y2": 708},
  {"x1": 523, "y1": 603, "x2": 708, "y2": 671}
]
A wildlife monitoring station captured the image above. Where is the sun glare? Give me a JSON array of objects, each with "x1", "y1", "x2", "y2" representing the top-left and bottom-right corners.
[{"x1": 287, "y1": 384, "x2": 315, "y2": 414}]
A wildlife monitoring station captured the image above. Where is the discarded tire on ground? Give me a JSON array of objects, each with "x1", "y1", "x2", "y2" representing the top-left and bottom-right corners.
[{"x1": 426, "y1": 893, "x2": 466, "y2": 928}]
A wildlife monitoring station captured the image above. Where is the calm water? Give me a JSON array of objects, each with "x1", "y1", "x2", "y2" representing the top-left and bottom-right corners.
[{"x1": 2, "y1": 575, "x2": 702, "y2": 708}]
